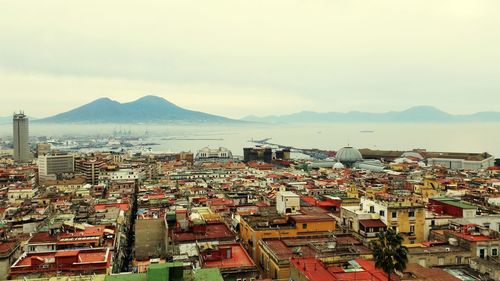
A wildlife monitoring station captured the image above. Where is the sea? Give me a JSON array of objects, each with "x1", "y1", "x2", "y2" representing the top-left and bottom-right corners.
[{"x1": 0, "y1": 122, "x2": 499, "y2": 158}]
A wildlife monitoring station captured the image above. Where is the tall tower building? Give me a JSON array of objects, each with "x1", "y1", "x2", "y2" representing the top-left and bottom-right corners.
[{"x1": 13, "y1": 112, "x2": 31, "y2": 163}]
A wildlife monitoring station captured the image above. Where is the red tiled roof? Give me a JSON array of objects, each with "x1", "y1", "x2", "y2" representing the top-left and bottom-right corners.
[
  {"x1": 79, "y1": 251, "x2": 108, "y2": 263},
  {"x1": 452, "y1": 231, "x2": 497, "y2": 242},
  {"x1": 359, "y1": 219, "x2": 386, "y2": 228},
  {"x1": 55, "y1": 250, "x2": 79, "y2": 257},
  {"x1": 171, "y1": 223, "x2": 234, "y2": 242},
  {"x1": 326, "y1": 259, "x2": 392, "y2": 281},
  {"x1": 0, "y1": 241, "x2": 18, "y2": 254},
  {"x1": 265, "y1": 240, "x2": 317, "y2": 260},
  {"x1": 94, "y1": 203, "x2": 129, "y2": 212},
  {"x1": 291, "y1": 257, "x2": 336, "y2": 281},
  {"x1": 29, "y1": 232, "x2": 57, "y2": 244},
  {"x1": 404, "y1": 263, "x2": 460, "y2": 281}
]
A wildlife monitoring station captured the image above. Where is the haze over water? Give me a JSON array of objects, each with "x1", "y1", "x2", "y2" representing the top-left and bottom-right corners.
[{"x1": 0, "y1": 122, "x2": 498, "y2": 157}]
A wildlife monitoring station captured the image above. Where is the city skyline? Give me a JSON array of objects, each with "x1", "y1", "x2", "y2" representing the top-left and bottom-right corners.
[
  {"x1": 1, "y1": 2, "x2": 499, "y2": 281},
  {"x1": 1, "y1": 1, "x2": 500, "y2": 118}
]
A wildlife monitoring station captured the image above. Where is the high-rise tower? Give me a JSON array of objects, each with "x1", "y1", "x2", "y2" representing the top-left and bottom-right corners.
[{"x1": 13, "y1": 112, "x2": 31, "y2": 162}]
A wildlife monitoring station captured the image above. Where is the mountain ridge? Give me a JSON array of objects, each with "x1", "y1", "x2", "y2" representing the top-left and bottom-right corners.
[
  {"x1": 241, "y1": 106, "x2": 500, "y2": 123},
  {"x1": 4, "y1": 103, "x2": 500, "y2": 124}
]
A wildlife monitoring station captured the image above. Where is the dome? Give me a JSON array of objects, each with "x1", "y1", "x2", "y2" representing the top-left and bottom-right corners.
[
  {"x1": 401, "y1": 151, "x2": 424, "y2": 160},
  {"x1": 218, "y1": 147, "x2": 230, "y2": 153},
  {"x1": 333, "y1": 162, "x2": 345, "y2": 169},
  {"x1": 199, "y1": 147, "x2": 211, "y2": 153},
  {"x1": 336, "y1": 147, "x2": 363, "y2": 167}
]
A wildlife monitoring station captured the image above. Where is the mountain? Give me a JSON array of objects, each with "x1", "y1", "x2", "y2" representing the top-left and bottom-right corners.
[
  {"x1": 37, "y1": 95, "x2": 241, "y2": 124},
  {"x1": 242, "y1": 106, "x2": 500, "y2": 123}
]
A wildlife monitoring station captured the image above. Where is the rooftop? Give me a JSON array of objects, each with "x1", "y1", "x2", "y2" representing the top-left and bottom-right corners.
[
  {"x1": 262, "y1": 234, "x2": 368, "y2": 262},
  {"x1": 171, "y1": 223, "x2": 234, "y2": 243},
  {"x1": 289, "y1": 207, "x2": 336, "y2": 223},
  {"x1": 13, "y1": 248, "x2": 110, "y2": 267},
  {"x1": 327, "y1": 259, "x2": 391, "y2": 281},
  {"x1": 291, "y1": 257, "x2": 335, "y2": 281},
  {"x1": 202, "y1": 243, "x2": 255, "y2": 270},
  {"x1": 0, "y1": 241, "x2": 19, "y2": 256},
  {"x1": 430, "y1": 197, "x2": 478, "y2": 209},
  {"x1": 448, "y1": 230, "x2": 498, "y2": 242},
  {"x1": 408, "y1": 245, "x2": 469, "y2": 255},
  {"x1": 403, "y1": 263, "x2": 460, "y2": 281},
  {"x1": 359, "y1": 219, "x2": 386, "y2": 228}
]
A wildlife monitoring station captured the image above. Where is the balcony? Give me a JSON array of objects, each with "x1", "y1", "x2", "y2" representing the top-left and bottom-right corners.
[
  {"x1": 400, "y1": 232, "x2": 416, "y2": 238},
  {"x1": 359, "y1": 230, "x2": 377, "y2": 238}
]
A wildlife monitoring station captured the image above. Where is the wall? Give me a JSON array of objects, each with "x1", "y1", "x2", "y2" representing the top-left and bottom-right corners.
[
  {"x1": 408, "y1": 249, "x2": 472, "y2": 267},
  {"x1": 135, "y1": 219, "x2": 166, "y2": 260}
]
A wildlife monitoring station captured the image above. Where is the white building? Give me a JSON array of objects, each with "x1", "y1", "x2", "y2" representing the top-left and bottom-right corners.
[
  {"x1": 276, "y1": 191, "x2": 300, "y2": 215},
  {"x1": 38, "y1": 154, "x2": 75, "y2": 179},
  {"x1": 8, "y1": 185, "x2": 37, "y2": 204},
  {"x1": 195, "y1": 147, "x2": 233, "y2": 161},
  {"x1": 427, "y1": 154, "x2": 495, "y2": 170},
  {"x1": 99, "y1": 168, "x2": 143, "y2": 183}
]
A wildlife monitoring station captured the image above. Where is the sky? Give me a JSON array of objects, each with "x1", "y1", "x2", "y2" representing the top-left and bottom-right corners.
[{"x1": 1, "y1": 0, "x2": 499, "y2": 119}]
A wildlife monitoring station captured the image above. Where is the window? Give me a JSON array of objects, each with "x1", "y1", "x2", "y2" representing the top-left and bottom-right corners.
[
  {"x1": 492, "y1": 248, "x2": 498, "y2": 256},
  {"x1": 409, "y1": 211, "x2": 415, "y2": 218},
  {"x1": 438, "y1": 257, "x2": 445, "y2": 265},
  {"x1": 479, "y1": 249, "x2": 485, "y2": 258},
  {"x1": 410, "y1": 225, "x2": 415, "y2": 233},
  {"x1": 379, "y1": 210, "x2": 385, "y2": 217},
  {"x1": 303, "y1": 223, "x2": 308, "y2": 229},
  {"x1": 369, "y1": 206, "x2": 375, "y2": 213},
  {"x1": 392, "y1": 212, "x2": 397, "y2": 218}
]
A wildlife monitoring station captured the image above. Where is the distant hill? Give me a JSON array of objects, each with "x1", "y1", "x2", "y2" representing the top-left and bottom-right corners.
[
  {"x1": 36, "y1": 95, "x2": 242, "y2": 124},
  {"x1": 242, "y1": 106, "x2": 500, "y2": 123}
]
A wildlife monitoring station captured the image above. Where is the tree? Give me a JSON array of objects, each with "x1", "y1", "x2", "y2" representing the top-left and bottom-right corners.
[{"x1": 371, "y1": 228, "x2": 409, "y2": 281}]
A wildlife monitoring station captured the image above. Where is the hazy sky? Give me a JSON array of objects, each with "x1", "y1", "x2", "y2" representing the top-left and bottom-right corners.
[{"x1": 1, "y1": 0, "x2": 499, "y2": 118}]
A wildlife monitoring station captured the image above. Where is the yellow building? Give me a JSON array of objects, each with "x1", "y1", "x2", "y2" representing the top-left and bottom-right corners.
[
  {"x1": 239, "y1": 206, "x2": 336, "y2": 264},
  {"x1": 258, "y1": 234, "x2": 372, "y2": 280},
  {"x1": 413, "y1": 183, "x2": 441, "y2": 200},
  {"x1": 360, "y1": 197, "x2": 426, "y2": 244}
]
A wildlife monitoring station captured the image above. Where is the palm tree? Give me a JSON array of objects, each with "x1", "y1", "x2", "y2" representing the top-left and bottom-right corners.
[{"x1": 371, "y1": 228, "x2": 409, "y2": 281}]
